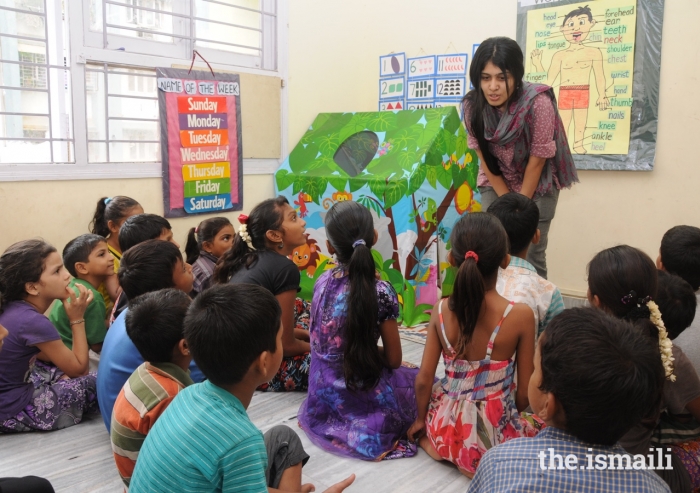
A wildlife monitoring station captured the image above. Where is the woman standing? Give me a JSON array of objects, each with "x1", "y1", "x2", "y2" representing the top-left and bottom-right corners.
[{"x1": 463, "y1": 37, "x2": 578, "y2": 279}]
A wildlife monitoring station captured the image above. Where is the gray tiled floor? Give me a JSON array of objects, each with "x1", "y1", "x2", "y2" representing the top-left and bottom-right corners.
[{"x1": 0, "y1": 338, "x2": 468, "y2": 493}]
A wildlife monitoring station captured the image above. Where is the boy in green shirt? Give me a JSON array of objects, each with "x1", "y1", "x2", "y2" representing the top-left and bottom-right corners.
[{"x1": 49, "y1": 234, "x2": 115, "y2": 353}]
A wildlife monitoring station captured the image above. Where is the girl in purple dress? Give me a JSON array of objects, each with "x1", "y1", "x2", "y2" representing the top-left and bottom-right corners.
[{"x1": 298, "y1": 201, "x2": 419, "y2": 461}]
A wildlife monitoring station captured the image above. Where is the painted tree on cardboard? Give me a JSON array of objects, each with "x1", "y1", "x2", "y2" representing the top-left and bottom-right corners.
[{"x1": 275, "y1": 107, "x2": 480, "y2": 326}]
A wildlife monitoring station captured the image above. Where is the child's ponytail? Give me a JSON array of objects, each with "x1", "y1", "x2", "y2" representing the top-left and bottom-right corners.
[
  {"x1": 448, "y1": 212, "x2": 509, "y2": 355},
  {"x1": 213, "y1": 197, "x2": 289, "y2": 284},
  {"x1": 185, "y1": 227, "x2": 199, "y2": 264},
  {"x1": 90, "y1": 196, "x2": 141, "y2": 238},
  {"x1": 91, "y1": 197, "x2": 110, "y2": 237},
  {"x1": 325, "y1": 201, "x2": 382, "y2": 391}
]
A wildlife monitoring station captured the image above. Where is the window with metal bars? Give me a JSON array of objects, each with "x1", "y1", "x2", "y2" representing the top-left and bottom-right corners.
[
  {"x1": 85, "y1": 63, "x2": 159, "y2": 163},
  {"x1": 0, "y1": 0, "x2": 73, "y2": 164},
  {"x1": 85, "y1": 0, "x2": 277, "y2": 70}
]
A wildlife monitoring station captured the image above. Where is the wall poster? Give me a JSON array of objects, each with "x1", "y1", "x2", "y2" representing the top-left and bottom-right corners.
[
  {"x1": 517, "y1": 0, "x2": 665, "y2": 170},
  {"x1": 157, "y1": 67, "x2": 243, "y2": 218}
]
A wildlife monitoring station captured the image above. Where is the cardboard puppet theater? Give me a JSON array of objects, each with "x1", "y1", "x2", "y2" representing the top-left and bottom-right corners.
[{"x1": 275, "y1": 108, "x2": 480, "y2": 327}]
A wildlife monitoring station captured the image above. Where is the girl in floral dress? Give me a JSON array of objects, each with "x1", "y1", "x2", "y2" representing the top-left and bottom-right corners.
[
  {"x1": 408, "y1": 212, "x2": 541, "y2": 477},
  {"x1": 298, "y1": 201, "x2": 419, "y2": 460},
  {"x1": 0, "y1": 240, "x2": 98, "y2": 432}
]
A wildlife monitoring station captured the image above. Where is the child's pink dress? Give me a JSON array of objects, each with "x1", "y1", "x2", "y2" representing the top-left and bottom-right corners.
[{"x1": 425, "y1": 299, "x2": 542, "y2": 474}]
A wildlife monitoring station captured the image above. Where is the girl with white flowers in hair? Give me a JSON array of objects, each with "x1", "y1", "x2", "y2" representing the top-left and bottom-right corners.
[
  {"x1": 588, "y1": 245, "x2": 700, "y2": 493},
  {"x1": 214, "y1": 197, "x2": 311, "y2": 392}
]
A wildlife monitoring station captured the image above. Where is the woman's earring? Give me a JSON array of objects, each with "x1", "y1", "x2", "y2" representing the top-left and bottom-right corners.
[{"x1": 278, "y1": 242, "x2": 284, "y2": 249}]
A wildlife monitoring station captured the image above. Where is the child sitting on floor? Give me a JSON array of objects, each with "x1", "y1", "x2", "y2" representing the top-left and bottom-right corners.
[
  {"x1": 588, "y1": 245, "x2": 700, "y2": 492},
  {"x1": 408, "y1": 212, "x2": 539, "y2": 477},
  {"x1": 110, "y1": 213, "x2": 181, "y2": 323},
  {"x1": 90, "y1": 196, "x2": 143, "y2": 311},
  {"x1": 111, "y1": 289, "x2": 193, "y2": 488},
  {"x1": 184, "y1": 217, "x2": 234, "y2": 296},
  {"x1": 298, "y1": 201, "x2": 419, "y2": 461},
  {"x1": 97, "y1": 240, "x2": 200, "y2": 432},
  {"x1": 657, "y1": 225, "x2": 700, "y2": 374},
  {"x1": 215, "y1": 197, "x2": 311, "y2": 392},
  {"x1": 48, "y1": 234, "x2": 114, "y2": 354},
  {"x1": 487, "y1": 193, "x2": 565, "y2": 336},
  {"x1": 0, "y1": 240, "x2": 98, "y2": 433},
  {"x1": 0, "y1": 322, "x2": 56, "y2": 491},
  {"x1": 468, "y1": 308, "x2": 670, "y2": 493},
  {"x1": 130, "y1": 284, "x2": 356, "y2": 493}
]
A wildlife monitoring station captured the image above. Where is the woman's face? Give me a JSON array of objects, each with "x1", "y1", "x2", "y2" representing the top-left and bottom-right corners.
[{"x1": 480, "y1": 61, "x2": 515, "y2": 109}]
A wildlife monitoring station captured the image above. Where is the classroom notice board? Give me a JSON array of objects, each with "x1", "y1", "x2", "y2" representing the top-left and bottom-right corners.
[{"x1": 517, "y1": 0, "x2": 665, "y2": 170}]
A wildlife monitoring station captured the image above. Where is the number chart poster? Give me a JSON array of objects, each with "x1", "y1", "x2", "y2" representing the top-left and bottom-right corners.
[
  {"x1": 156, "y1": 68, "x2": 243, "y2": 218},
  {"x1": 525, "y1": 0, "x2": 637, "y2": 156}
]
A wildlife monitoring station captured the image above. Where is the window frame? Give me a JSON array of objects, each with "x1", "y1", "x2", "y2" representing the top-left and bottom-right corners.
[{"x1": 0, "y1": 0, "x2": 287, "y2": 181}]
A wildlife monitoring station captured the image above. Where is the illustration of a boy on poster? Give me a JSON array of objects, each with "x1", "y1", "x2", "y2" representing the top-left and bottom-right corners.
[{"x1": 531, "y1": 5, "x2": 610, "y2": 154}]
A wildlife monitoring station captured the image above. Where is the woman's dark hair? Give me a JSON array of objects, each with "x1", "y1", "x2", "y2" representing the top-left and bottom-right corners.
[
  {"x1": 185, "y1": 217, "x2": 233, "y2": 264},
  {"x1": 118, "y1": 240, "x2": 182, "y2": 300},
  {"x1": 656, "y1": 270, "x2": 697, "y2": 340},
  {"x1": 184, "y1": 284, "x2": 281, "y2": 386},
  {"x1": 0, "y1": 239, "x2": 57, "y2": 309},
  {"x1": 449, "y1": 212, "x2": 509, "y2": 355},
  {"x1": 326, "y1": 201, "x2": 382, "y2": 391},
  {"x1": 90, "y1": 196, "x2": 141, "y2": 238},
  {"x1": 539, "y1": 308, "x2": 664, "y2": 445},
  {"x1": 126, "y1": 289, "x2": 191, "y2": 363},
  {"x1": 214, "y1": 196, "x2": 289, "y2": 283},
  {"x1": 463, "y1": 37, "x2": 525, "y2": 176}
]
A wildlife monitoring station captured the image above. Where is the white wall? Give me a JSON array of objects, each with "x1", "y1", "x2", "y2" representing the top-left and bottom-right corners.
[
  {"x1": 287, "y1": 0, "x2": 700, "y2": 295},
  {"x1": 1, "y1": 0, "x2": 697, "y2": 296}
]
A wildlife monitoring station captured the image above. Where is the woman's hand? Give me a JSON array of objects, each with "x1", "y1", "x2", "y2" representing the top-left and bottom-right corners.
[
  {"x1": 62, "y1": 283, "x2": 94, "y2": 322},
  {"x1": 407, "y1": 418, "x2": 426, "y2": 443}
]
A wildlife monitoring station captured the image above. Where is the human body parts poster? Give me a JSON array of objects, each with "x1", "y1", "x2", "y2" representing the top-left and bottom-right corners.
[
  {"x1": 517, "y1": 0, "x2": 664, "y2": 171},
  {"x1": 525, "y1": 1, "x2": 637, "y2": 155},
  {"x1": 157, "y1": 68, "x2": 243, "y2": 218}
]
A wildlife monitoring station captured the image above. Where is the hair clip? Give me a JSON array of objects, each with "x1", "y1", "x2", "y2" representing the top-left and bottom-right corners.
[
  {"x1": 464, "y1": 251, "x2": 479, "y2": 263},
  {"x1": 104, "y1": 197, "x2": 112, "y2": 205},
  {"x1": 352, "y1": 239, "x2": 366, "y2": 249},
  {"x1": 640, "y1": 295, "x2": 652, "y2": 305},
  {"x1": 621, "y1": 290, "x2": 637, "y2": 305},
  {"x1": 194, "y1": 225, "x2": 199, "y2": 234},
  {"x1": 238, "y1": 214, "x2": 249, "y2": 225}
]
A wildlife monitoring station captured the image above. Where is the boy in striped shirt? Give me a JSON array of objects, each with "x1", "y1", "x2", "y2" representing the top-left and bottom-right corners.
[{"x1": 110, "y1": 289, "x2": 193, "y2": 488}]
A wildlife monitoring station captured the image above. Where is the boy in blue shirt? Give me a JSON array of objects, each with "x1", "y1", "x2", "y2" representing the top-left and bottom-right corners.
[
  {"x1": 130, "y1": 284, "x2": 356, "y2": 493},
  {"x1": 97, "y1": 240, "x2": 200, "y2": 431},
  {"x1": 468, "y1": 308, "x2": 670, "y2": 493}
]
